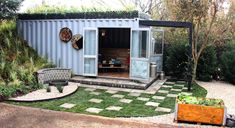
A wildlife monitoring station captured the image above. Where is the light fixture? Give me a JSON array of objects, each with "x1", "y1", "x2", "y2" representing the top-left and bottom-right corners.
[{"x1": 101, "y1": 30, "x2": 106, "y2": 37}]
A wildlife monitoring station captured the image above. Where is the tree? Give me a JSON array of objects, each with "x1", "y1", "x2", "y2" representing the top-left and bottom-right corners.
[
  {"x1": 168, "y1": 0, "x2": 235, "y2": 83},
  {"x1": 0, "y1": 0, "x2": 23, "y2": 20}
]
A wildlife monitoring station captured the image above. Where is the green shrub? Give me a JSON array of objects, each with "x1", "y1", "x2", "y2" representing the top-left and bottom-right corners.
[
  {"x1": 56, "y1": 85, "x2": 63, "y2": 93},
  {"x1": 221, "y1": 43, "x2": 235, "y2": 84},
  {"x1": 164, "y1": 42, "x2": 188, "y2": 78},
  {"x1": 197, "y1": 46, "x2": 217, "y2": 81},
  {"x1": 46, "y1": 86, "x2": 51, "y2": 92},
  {"x1": 0, "y1": 21, "x2": 52, "y2": 98}
]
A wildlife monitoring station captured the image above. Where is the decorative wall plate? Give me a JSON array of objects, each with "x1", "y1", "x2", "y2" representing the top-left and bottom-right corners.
[
  {"x1": 71, "y1": 34, "x2": 83, "y2": 50},
  {"x1": 59, "y1": 27, "x2": 72, "y2": 42}
]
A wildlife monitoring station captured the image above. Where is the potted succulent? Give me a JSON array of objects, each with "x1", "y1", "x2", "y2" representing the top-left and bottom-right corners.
[{"x1": 175, "y1": 93, "x2": 226, "y2": 125}]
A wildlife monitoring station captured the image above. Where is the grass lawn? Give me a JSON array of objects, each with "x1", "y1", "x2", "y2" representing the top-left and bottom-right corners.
[{"x1": 7, "y1": 80, "x2": 207, "y2": 117}]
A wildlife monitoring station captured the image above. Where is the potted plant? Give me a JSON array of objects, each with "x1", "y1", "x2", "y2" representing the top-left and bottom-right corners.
[{"x1": 175, "y1": 93, "x2": 226, "y2": 125}]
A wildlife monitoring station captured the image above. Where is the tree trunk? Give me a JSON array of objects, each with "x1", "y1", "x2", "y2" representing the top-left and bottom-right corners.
[{"x1": 192, "y1": 59, "x2": 198, "y2": 82}]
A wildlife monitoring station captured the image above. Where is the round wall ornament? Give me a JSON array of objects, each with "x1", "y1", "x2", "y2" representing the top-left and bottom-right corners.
[
  {"x1": 59, "y1": 27, "x2": 72, "y2": 42},
  {"x1": 71, "y1": 34, "x2": 83, "y2": 50}
]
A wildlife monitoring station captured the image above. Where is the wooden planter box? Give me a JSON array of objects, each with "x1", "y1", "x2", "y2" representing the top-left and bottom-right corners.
[{"x1": 175, "y1": 97, "x2": 226, "y2": 125}]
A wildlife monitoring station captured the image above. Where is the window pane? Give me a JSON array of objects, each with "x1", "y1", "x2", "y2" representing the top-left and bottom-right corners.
[
  {"x1": 84, "y1": 58, "x2": 95, "y2": 74},
  {"x1": 139, "y1": 31, "x2": 148, "y2": 58},
  {"x1": 152, "y1": 31, "x2": 163, "y2": 54},
  {"x1": 84, "y1": 30, "x2": 96, "y2": 55}
]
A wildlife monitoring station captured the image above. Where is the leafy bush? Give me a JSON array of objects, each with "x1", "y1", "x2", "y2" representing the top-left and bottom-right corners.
[
  {"x1": 46, "y1": 86, "x2": 51, "y2": 92},
  {"x1": 164, "y1": 41, "x2": 217, "y2": 81},
  {"x1": 177, "y1": 94, "x2": 224, "y2": 107},
  {"x1": 164, "y1": 41, "x2": 188, "y2": 78},
  {"x1": 197, "y1": 46, "x2": 217, "y2": 81},
  {"x1": 0, "y1": 21, "x2": 53, "y2": 99},
  {"x1": 221, "y1": 43, "x2": 235, "y2": 84},
  {"x1": 56, "y1": 85, "x2": 63, "y2": 93}
]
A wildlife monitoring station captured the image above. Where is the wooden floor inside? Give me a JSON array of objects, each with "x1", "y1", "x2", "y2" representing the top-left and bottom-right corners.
[{"x1": 98, "y1": 72, "x2": 129, "y2": 78}]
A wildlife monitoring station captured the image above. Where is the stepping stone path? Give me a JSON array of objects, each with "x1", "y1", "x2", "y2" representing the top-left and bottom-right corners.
[
  {"x1": 164, "y1": 82, "x2": 175, "y2": 85},
  {"x1": 162, "y1": 85, "x2": 172, "y2": 88},
  {"x1": 119, "y1": 99, "x2": 132, "y2": 104},
  {"x1": 166, "y1": 94, "x2": 178, "y2": 98},
  {"x1": 111, "y1": 94, "x2": 125, "y2": 98},
  {"x1": 152, "y1": 96, "x2": 165, "y2": 100},
  {"x1": 106, "y1": 90, "x2": 118, "y2": 94},
  {"x1": 137, "y1": 97, "x2": 150, "y2": 101},
  {"x1": 145, "y1": 102, "x2": 159, "y2": 107},
  {"x1": 174, "y1": 84, "x2": 184, "y2": 87},
  {"x1": 86, "y1": 107, "x2": 103, "y2": 113},
  {"x1": 171, "y1": 89, "x2": 182, "y2": 92},
  {"x1": 128, "y1": 92, "x2": 141, "y2": 97},
  {"x1": 158, "y1": 90, "x2": 169, "y2": 94},
  {"x1": 105, "y1": 106, "x2": 122, "y2": 111},
  {"x1": 90, "y1": 92, "x2": 100, "y2": 95},
  {"x1": 181, "y1": 92, "x2": 193, "y2": 96},
  {"x1": 176, "y1": 81, "x2": 186, "y2": 84},
  {"x1": 84, "y1": 88, "x2": 96, "y2": 92},
  {"x1": 60, "y1": 103, "x2": 76, "y2": 109},
  {"x1": 89, "y1": 98, "x2": 103, "y2": 103},
  {"x1": 155, "y1": 107, "x2": 171, "y2": 113}
]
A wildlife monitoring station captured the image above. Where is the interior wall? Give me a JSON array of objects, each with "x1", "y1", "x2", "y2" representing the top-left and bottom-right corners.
[
  {"x1": 98, "y1": 28, "x2": 130, "y2": 49},
  {"x1": 99, "y1": 48, "x2": 129, "y2": 66}
]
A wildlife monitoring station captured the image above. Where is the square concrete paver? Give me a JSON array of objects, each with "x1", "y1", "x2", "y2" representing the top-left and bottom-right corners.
[
  {"x1": 158, "y1": 90, "x2": 169, "y2": 94},
  {"x1": 174, "y1": 84, "x2": 185, "y2": 87},
  {"x1": 86, "y1": 107, "x2": 103, "y2": 113},
  {"x1": 164, "y1": 82, "x2": 175, "y2": 85},
  {"x1": 60, "y1": 103, "x2": 76, "y2": 109},
  {"x1": 89, "y1": 98, "x2": 103, "y2": 103},
  {"x1": 171, "y1": 89, "x2": 182, "y2": 92},
  {"x1": 90, "y1": 92, "x2": 100, "y2": 95},
  {"x1": 106, "y1": 90, "x2": 118, "y2": 94},
  {"x1": 152, "y1": 96, "x2": 165, "y2": 100},
  {"x1": 145, "y1": 102, "x2": 159, "y2": 107},
  {"x1": 166, "y1": 94, "x2": 178, "y2": 98},
  {"x1": 181, "y1": 92, "x2": 193, "y2": 96},
  {"x1": 119, "y1": 99, "x2": 132, "y2": 104},
  {"x1": 128, "y1": 92, "x2": 141, "y2": 97},
  {"x1": 162, "y1": 85, "x2": 172, "y2": 88},
  {"x1": 155, "y1": 107, "x2": 171, "y2": 112},
  {"x1": 105, "y1": 106, "x2": 122, "y2": 111},
  {"x1": 176, "y1": 81, "x2": 186, "y2": 84},
  {"x1": 137, "y1": 97, "x2": 150, "y2": 101},
  {"x1": 84, "y1": 88, "x2": 96, "y2": 92},
  {"x1": 111, "y1": 94, "x2": 124, "y2": 98}
]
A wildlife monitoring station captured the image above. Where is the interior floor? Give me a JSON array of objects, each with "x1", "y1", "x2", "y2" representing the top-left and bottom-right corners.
[{"x1": 98, "y1": 72, "x2": 129, "y2": 78}]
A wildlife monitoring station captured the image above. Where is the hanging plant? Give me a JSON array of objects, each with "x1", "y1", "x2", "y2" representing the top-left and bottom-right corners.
[{"x1": 59, "y1": 27, "x2": 72, "y2": 43}]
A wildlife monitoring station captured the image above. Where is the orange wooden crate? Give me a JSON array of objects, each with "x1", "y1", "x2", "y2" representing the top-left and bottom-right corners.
[{"x1": 176, "y1": 102, "x2": 225, "y2": 125}]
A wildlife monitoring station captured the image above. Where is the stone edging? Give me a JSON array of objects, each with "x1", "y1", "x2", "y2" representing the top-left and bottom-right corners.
[{"x1": 7, "y1": 85, "x2": 79, "y2": 102}]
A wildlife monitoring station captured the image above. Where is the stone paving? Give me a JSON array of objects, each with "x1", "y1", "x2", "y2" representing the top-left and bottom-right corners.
[
  {"x1": 106, "y1": 106, "x2": 122, "y2": 111},
  {"x1": 119, "y1": 99, "x2": 132, "y2": 104},
  {"x1": 86, "y1": 107, "x2": 103, "y2": 113},
  {"x1": 145, "y1": 102, "x2": 159, "y2": 107},
  {"x1": 11, "y1": 79, "x2": 190, "y2": 117},
  {"x1": 60, "y1": 103, "x2": 76, "y2": 109},
  {"x1": 89, "y1": 98, "x2": 103, "y2": 103},
  {"x1": 78, "y1": 80, "x2": 187, "y2": 114}
]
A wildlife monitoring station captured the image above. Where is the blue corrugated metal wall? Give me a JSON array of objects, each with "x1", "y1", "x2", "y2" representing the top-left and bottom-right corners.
[{"x1": 17, "y1": 19, "x2": 139, "y2": 75}]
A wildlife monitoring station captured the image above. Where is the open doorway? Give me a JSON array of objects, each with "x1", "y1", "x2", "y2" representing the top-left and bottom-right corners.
[{"x1": 98, "y1": 28, "x2": 130, "y2": 78}]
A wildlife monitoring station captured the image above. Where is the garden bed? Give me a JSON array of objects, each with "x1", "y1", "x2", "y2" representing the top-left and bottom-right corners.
[{"x1": 175, "y1": 94, "x2": 226, "y2": 125}]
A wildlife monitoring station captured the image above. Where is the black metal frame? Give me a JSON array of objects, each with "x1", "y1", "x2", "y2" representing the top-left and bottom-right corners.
[{"x1": 139, "y1": 20, "x2": 193, "y2": 91}]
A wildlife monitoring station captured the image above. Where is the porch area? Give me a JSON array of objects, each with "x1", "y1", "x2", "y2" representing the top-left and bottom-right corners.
[{"x1": 70, "y1": 76, "x2": 158, "y2": 90}]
